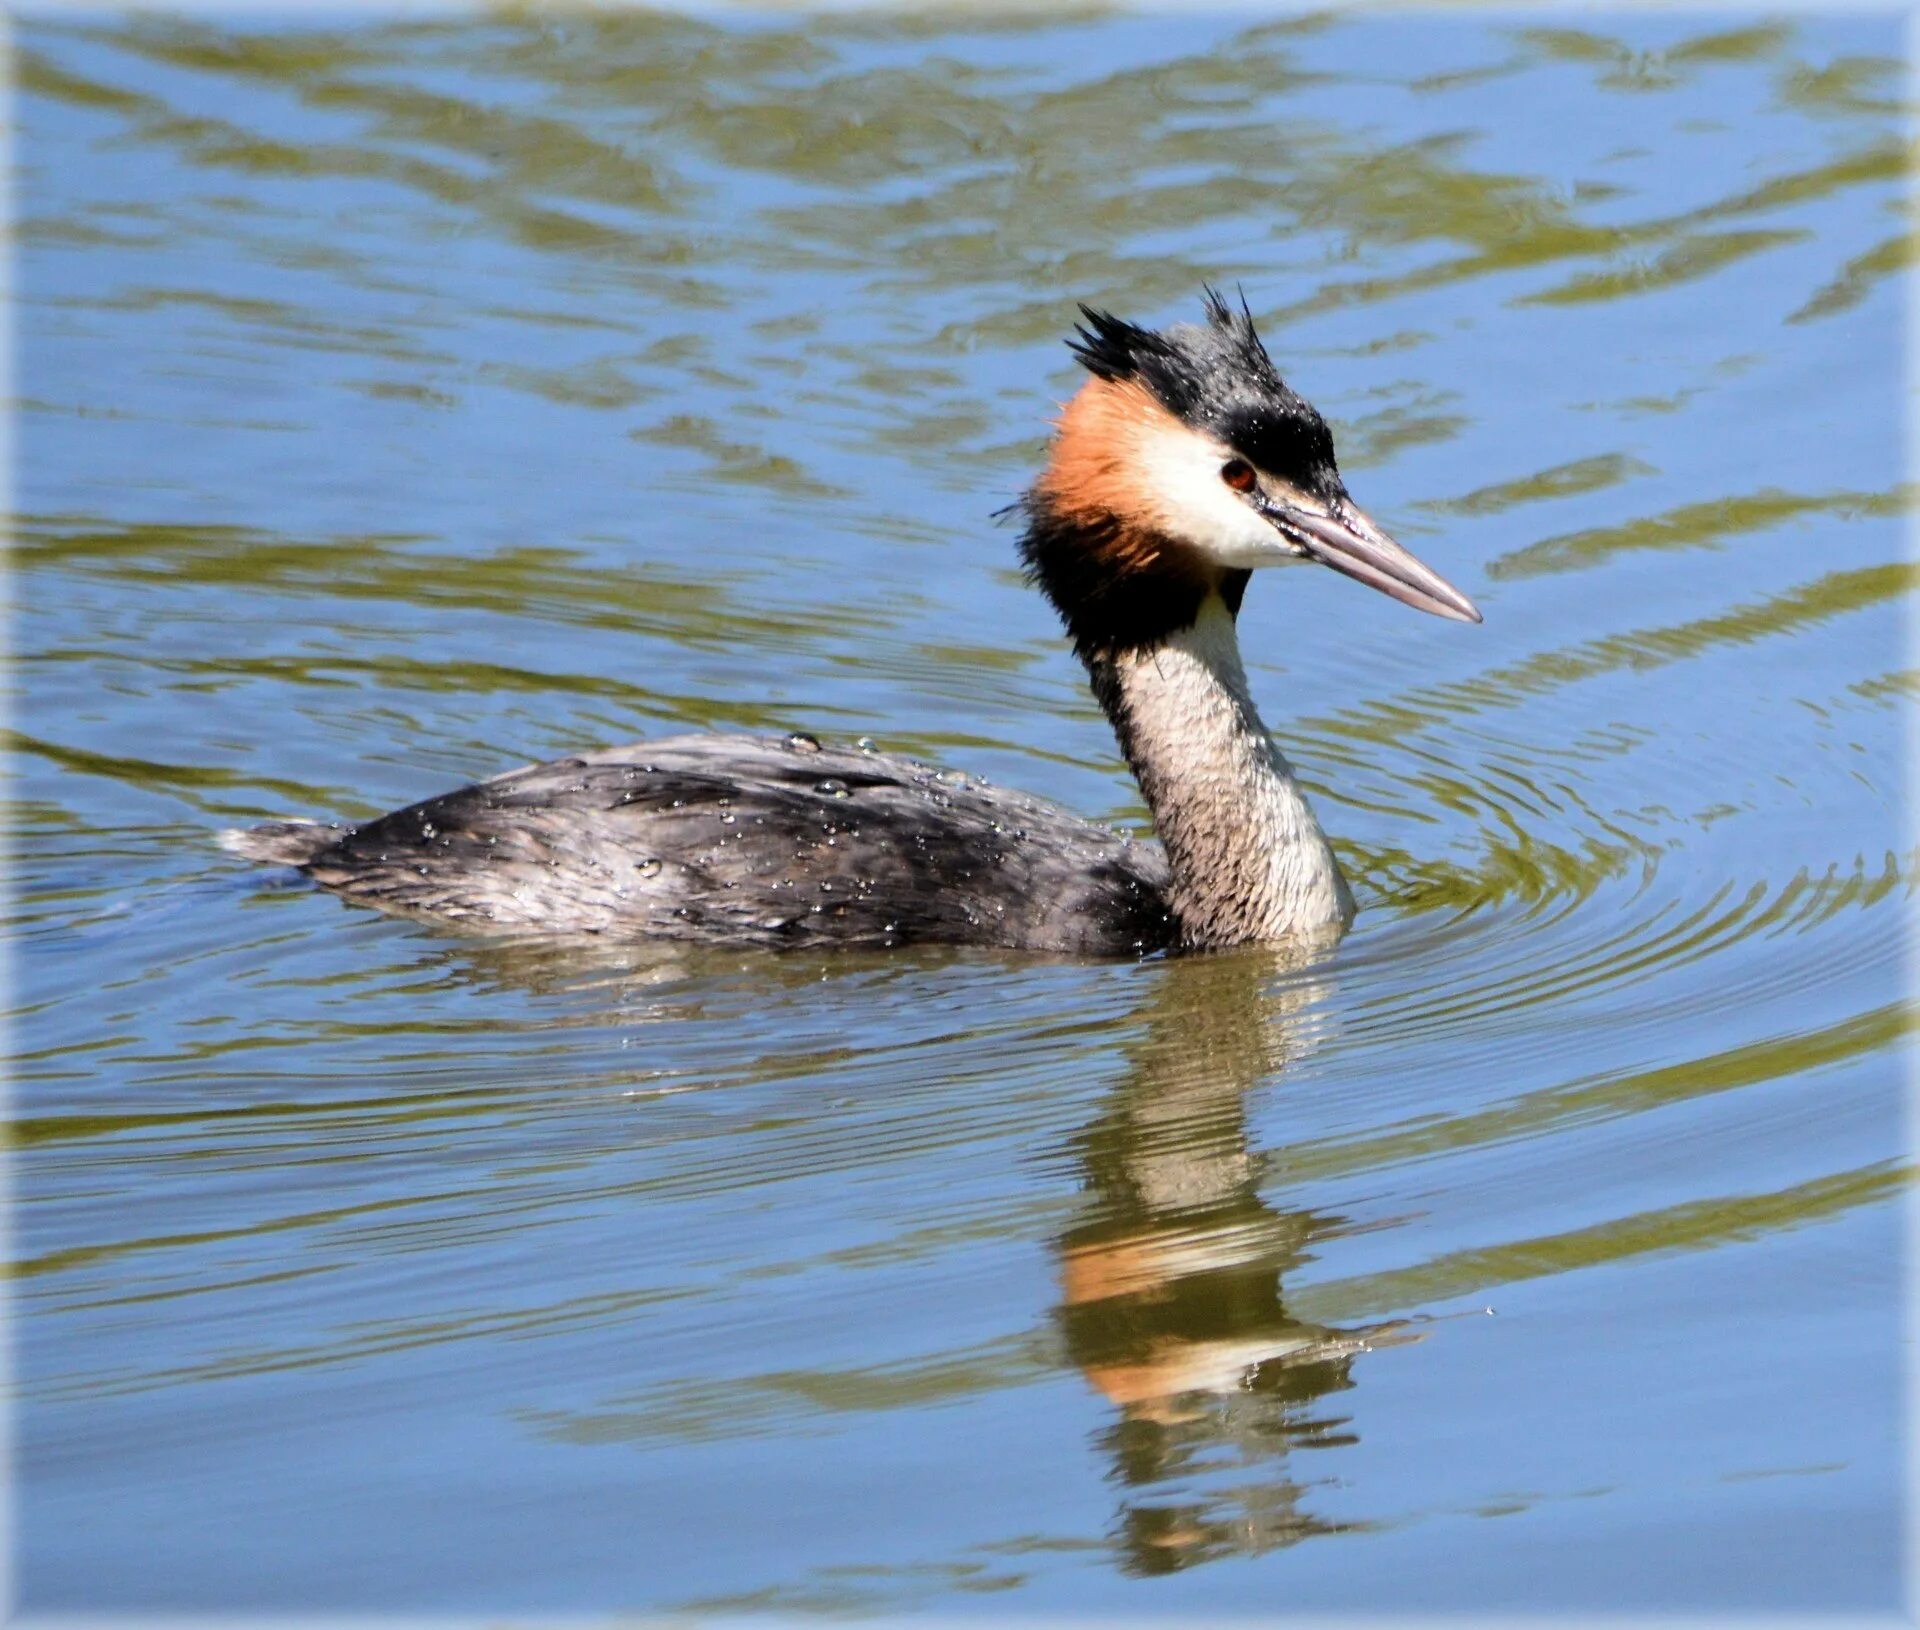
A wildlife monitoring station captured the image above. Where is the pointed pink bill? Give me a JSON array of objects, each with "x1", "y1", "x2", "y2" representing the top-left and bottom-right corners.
[{"x1": 1276, "y1": 498, "x2": 1482, "y2": 623}]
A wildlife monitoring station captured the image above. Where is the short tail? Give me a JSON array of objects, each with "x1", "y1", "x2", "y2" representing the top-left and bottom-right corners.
[{"x1": 218, "y1": 819, "x2": 343, "y2": 866}]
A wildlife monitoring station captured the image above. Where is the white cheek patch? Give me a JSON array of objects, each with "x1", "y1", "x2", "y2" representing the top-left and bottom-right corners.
[{"x1": 1130, "y1": 419, "x2": 1303, "y2": 569}]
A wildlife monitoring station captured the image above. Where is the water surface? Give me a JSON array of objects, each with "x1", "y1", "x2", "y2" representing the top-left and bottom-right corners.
[{"x1": 11, "y1": 9, "x2": 1911, "y2": 1616}]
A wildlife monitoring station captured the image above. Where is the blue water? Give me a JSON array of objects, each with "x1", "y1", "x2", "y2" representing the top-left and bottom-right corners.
[{"x1": 11, "y1": 10, "x2": 1910, "y2": 1616}]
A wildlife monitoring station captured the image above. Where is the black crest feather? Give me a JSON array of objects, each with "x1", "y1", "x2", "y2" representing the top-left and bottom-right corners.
[
  {"x1": 1066, "y1": 304, "x2": 1175, "y2": 384},
  {"x1": 1199, "y1": 282, "x2": 1282, "y2": 382},
  {"x1": 1062, "y1": 285, "x2": 1339, "y2": 498}
]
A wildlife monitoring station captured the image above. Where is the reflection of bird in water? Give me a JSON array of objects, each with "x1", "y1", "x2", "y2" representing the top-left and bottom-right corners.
[
  {"x1": 225, "y1": 291, "x2": 1478, "y2": 953},
  {"x1": 1055, "y1": 947, "x2": 1418, "y2": 1574}
]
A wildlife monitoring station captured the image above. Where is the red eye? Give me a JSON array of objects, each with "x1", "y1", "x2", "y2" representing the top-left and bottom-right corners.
[{"x1": 1220, "y1": 459, "x2": 1256, "y2": 493}]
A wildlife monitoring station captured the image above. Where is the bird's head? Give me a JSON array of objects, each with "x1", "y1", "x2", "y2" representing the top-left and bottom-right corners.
[{"x1": 1019, "y1": 289, "x2": 1479, "y2": 655}]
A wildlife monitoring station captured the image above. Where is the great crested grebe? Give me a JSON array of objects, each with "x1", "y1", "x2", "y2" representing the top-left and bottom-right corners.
[{"x1": 225, "y1": 291, "x2": 1480, "y2": 954}]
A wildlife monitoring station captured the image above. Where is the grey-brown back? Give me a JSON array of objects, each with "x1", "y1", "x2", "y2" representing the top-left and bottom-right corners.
[{"x1": 225, "y1": 733, "x2": 1176, "y2": 955}]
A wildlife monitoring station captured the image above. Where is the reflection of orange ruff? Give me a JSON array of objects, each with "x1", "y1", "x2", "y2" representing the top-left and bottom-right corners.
[
  {"x1": 1076, "y1": 1334, "x2": 1329, "y2": 1413},
  {"x1": 1062, "y1": 1224, "x2": 1326, "y2": 1411},
  {"x1": 1059, "y1": 1219, "x2": 1282, "y2": 1305}
]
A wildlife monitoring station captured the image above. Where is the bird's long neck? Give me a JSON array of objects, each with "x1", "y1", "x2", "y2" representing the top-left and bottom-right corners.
[{"x1": 1086, "y1": 594, "x2": 1353, "y2": 948}]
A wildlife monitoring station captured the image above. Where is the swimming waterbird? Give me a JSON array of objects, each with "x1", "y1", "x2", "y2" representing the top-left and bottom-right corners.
[{"x1": 225, "y1": 291, "x2": 1481, "y2": 953}]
